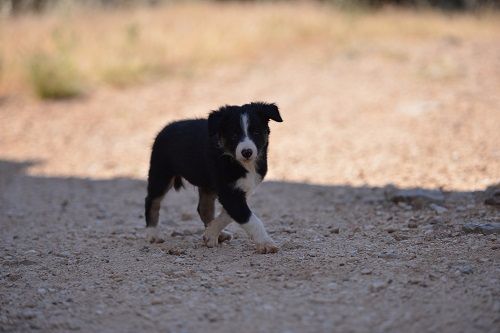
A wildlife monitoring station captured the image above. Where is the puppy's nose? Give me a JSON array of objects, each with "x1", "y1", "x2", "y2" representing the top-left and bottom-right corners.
[{"x1": 241, "y1": 149, "x2": 253, "y2": 159}]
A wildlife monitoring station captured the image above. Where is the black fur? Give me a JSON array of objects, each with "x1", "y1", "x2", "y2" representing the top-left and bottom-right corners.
[{"x1": 145, "y1": 102, "x2": 282, "y2": 229}]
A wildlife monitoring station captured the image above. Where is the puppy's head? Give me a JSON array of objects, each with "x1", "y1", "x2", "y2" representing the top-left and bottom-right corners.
[{"x1": 208, "y1": 102, "x2": 282, "y2": 163}]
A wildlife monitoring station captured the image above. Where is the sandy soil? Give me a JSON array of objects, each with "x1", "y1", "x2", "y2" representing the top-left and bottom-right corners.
[{"x1": 1, "y1": 8, "x2": 500, "y2": 333}]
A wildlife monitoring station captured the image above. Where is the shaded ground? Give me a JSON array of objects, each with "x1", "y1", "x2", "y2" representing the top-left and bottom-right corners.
[
  {"x1": 0, "y1": 160, "x2": 499, "y2": 333},
  {"x1": 1, "y1": 4, "x2": 500, "y2": 333}
]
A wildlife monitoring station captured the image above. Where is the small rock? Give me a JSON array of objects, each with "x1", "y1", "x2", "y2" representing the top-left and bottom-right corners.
[
  {"x1": 378, "y1": 250, "x2": 398, "y2": 259},
  {"x1": 457, "y1": 264, "x2": 474, "y2": 275},
  {"x1": 6, "y1": 210, "x2": 25, "y2": 218},
  {"x1": 329, "y1": 226, "x2": 340, "y2": 234},
  {"x1": 428, "y1": 217, "x2": 443, "y2": 225},
  {"x1": 398, "y1": 202, "x2": 413, "y2": 210},
  {"x1": 385, "y1": 187, "x2": 445, "y2": 208},
  {"x1": 37, "y1": 288, "x2": 47, "y2": 295},
  {"x1": 392, "y1": 233, "x2": 409, "y2": 241},
  {"x1": 462, "y1": 222, "x2": 500, "y2": 235},
  {"x1": 484, "y1": 185, "x2": 500, "y2": 206},
  {"x1": 385, "y1": 226, "x2": 398, "y2": 233},
  {"x1": 369, "y1": 280, "x2": 386, "y2": 292},
  {"x1": 151, "y1": 298, "x2": 164, "y2": 305},
  {"x1": 167, "y1": 248, "x2": 186, "y2": 256},
  {"x1": 361, "y1": 268, "x2": 372, "y2": 275},
  {"x1": 19, "y1": 310, "x2": 37, "y2": 320},
  {"x1": 407, "y1": 220, "x2": 418, "y2": 228},
  {"x1": 327, "y1": 282, "x2": 338, "y2": 290},
  {"x1": 408, "y1": 277, "x2": 428, "y2": 287},
  {"x1": 429, "y1": 204, "x2": 448, "y2": 214}
]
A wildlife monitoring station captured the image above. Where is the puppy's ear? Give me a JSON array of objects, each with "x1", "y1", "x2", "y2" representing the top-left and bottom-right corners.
[
  {"x1": 208, "y1": 106, "x2": 230, "y2": 137},
  {"x1": 252, "y1": 102, "x2": 283, "y2": 123}
]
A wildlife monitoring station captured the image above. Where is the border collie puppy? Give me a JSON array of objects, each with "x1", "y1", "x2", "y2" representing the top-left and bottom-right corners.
[{"x1": 145, "y1": 102, "x2": 283, "y2": 253}]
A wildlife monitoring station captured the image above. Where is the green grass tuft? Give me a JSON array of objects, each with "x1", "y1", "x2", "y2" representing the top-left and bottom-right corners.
[
  {"x1": 101, "y1": 60, "x2": 164, "y2": 88},
  {"x1": 28, "y1": 52, "x2": 84, "y2": 99}
]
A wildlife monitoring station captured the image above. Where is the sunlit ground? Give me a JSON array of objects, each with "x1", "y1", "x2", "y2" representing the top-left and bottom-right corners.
[{"x1": 1, "y1": 2, "x2": 499, "y2": 189}]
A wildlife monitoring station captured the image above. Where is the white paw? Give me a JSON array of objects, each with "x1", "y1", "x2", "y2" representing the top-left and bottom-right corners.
[
  {"x1": 146, "y1": 227, "x2": 164, "y2": 244},
  {"x1": 203, "y1": 228, "x2": 219, "y2": 248},
  {"x1": 255, "y1": 240, "x2": 278, "y2": 254}
]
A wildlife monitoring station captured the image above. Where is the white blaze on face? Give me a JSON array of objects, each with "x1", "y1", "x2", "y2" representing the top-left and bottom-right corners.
[{"x1": 236, "y1": 113, "x2": 257, "y2": 162}]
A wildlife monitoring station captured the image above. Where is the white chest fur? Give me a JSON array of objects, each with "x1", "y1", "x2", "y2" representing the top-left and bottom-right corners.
[{"x1": 235, "y1": 165, "x2": 262, "y2": 196}]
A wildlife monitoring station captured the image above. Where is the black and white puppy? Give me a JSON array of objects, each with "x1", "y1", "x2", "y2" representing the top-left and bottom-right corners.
[{"x1": 145, "y1": 102, "x2": 283, "y2": 253}]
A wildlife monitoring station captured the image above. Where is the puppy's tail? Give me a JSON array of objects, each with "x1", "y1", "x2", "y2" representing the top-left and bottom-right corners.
[{"x1": 173, "y1": 176, "x2": 184, "y2": 191}]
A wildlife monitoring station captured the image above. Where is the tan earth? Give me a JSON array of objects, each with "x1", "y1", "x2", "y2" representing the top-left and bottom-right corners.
[{"x1": 1, "y1": 5, "x2": 500, "y2": 333}]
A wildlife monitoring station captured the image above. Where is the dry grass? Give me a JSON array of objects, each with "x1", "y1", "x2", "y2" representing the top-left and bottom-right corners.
[{"x1": 1, "y1": 2, "x2": 499, "y2": 98}]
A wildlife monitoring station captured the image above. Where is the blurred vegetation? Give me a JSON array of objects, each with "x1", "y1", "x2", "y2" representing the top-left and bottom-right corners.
[
  {"x1": 1, "y1": 0, "x2": 498, "y2": 13},
  {"x1": 28, "y1": 52, "x2": 84, "y2": 99},
  {"x1": 99, "y1": 23, "x2": 166, "y2": 88},
  {"x1": 27, "y1": 28, "x2": 84, "y2": 99},
  {"x1": 0, "y1": 0, "x2": 498, "y2": 100}
]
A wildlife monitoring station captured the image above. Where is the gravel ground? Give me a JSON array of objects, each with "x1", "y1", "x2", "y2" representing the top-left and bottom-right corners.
[{"x1": 1, "y1": 13, "x2": 500, "y2": 333}]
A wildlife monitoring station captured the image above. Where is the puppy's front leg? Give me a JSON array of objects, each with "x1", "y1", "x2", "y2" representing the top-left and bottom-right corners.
[
  {"x1": 240, "y1": 213, "x2": 278, "y2": 254},
  {"x1": 219, "y1": 190, "x2": 278, "y2": 254}
]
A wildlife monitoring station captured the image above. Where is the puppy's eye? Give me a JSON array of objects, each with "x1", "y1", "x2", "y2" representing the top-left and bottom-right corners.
[
  {"x1": 251, "y1": 129, "x2": 260, "y2": 135},
  {"x1": 231, "y1": 134, "x2": 239, "y2": 141}
]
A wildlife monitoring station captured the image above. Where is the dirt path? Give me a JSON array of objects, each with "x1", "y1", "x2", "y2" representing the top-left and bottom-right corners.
[{"x1": 1, "y1": 11, "x2": 500, "y2": 332}]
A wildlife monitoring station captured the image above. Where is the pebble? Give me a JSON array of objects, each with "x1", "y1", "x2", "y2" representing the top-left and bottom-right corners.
[
  {"x1": 361, "y1": 268, "x2": 372, "y2": 275},
  {"x1": 385, "y1": 226, "x2": 398, "y2": 233},
  {"x1": 407, "y1": 220, "x2": 418, "y2": 228},
  {"x1": 369, "y1": 280, "x2": 386, "y2": 292},
  {"x1": 19, "y1": 310, "x2": 38, "y2": 320},
  {"x1": 484, "y1": 186, "x2": 500, "y2": 206},
  {"x1": 327, "y1": 282, "x2": 338, "y2": 290},
  {"x1": 429, "y1": 204, "x2": 448, "y2": 214},
  {"x1": 408, "y1": 277, "x2": 428, "y2": 287},
  {"x1": 457, "y1": 264, "x2": 474, "y2": 275},
  {"x1": 428, "y1": 217, "x2": 443, "y2": 225},
  {"x1": 378, "y1": 250, "x2": 398, "y2": 259},
  {"x1": 329, "y1": 226, "x2": 340, "y2": 234},
  {"x1": 462, "y1": 222, "x2": 500, "y2": 235},
  {"x1": 151, "y1": 298, "x2": 164, "y2": 305},
  {"x1": 386, "y1": 187, "x2": 445, "y2": 208}
]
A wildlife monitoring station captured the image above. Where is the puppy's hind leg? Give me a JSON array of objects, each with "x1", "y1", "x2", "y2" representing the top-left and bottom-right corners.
[
  {"x1": 203, "y1": 209, "x2": 233, "y2": 248},
  {"x1": 197, "y1": 188, "x2": 232, "y2": 244},
  {"x1": 145, "y1": 165, "x2": 173, "y2": 243}
]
